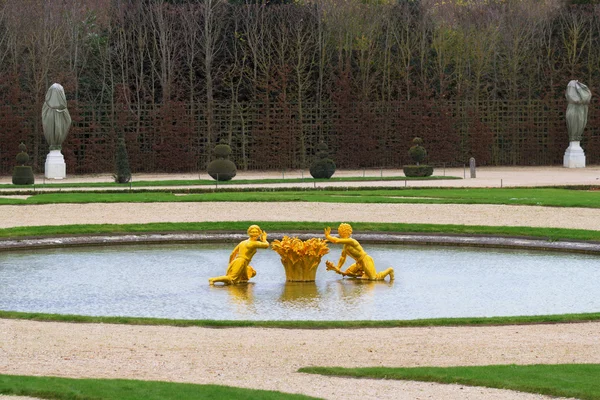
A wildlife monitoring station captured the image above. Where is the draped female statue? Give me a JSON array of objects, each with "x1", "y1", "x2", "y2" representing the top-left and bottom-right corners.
[
  {"x1": 565, "y1": 80, "x2": 591, "y2": 142},
  {"x1": 42, "y1": 83, "x2": 72, "y2": 150},
  {"x1": 42, "y1": 83, "x2": 71, "y2": 178},
  {"x1": 564, "y1": 80, "x2": 591, "y2": 168}
]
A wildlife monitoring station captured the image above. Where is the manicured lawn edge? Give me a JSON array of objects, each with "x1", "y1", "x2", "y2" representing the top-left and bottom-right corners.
[
  {"x1": 298, "y1": 364, "x2": 600, "y2": 400},
  {"x1": 2, "y1": 310, "x2": 599, "y2": 328},
  {"x1": 2, "y1": 187, "x2": 600, "y2": 208},
  {"x1": 0, "y1": 175, "x2": 459, "y2": 189},
  {"x1": 2, "y1": 221, "x2": 600, "y2": 242},
  {"x1": 0, "y1": 374, "x2": 317, "y2": 400}
]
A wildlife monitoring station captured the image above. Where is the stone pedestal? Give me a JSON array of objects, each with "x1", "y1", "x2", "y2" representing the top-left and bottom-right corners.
[
  {"x1": 563, "y1": 141, "x2": 586, "y2": 168},
  {"x1": 45, "y1": 149, "x2": 66, "y2": 179}
]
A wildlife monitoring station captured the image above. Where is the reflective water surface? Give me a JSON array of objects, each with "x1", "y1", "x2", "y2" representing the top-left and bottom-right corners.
[{"x1": 1, "y1": 243, "x2": 599, "y2": 320}]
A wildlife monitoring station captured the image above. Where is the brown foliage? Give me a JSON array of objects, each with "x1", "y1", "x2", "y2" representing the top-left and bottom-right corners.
[{"x1": 3, "y1": 1, "x2": 600, "y2": 173}]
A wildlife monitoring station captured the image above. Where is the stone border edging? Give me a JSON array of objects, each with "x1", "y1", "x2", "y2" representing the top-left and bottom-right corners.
[{"x1": 1, "y1": 232, "x2": 600, "y2": 254}]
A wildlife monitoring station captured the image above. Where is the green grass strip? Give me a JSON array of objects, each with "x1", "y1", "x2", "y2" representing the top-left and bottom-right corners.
[
  {"x1": 1, "y1": 221, "x2": 600, "y2": 242},
  {"x1": 2, "y1": 187, "x2": 599, "y2": 208},
  {"x1": 1, "y1": 175, "x2": 458, "y2": 189},
  {"x1": 0, "y1": 374, "x2": 317, "y2": 400},
  {"x1": 1, "y1": 310, "x2": 599, "y2": 328},
  {"x1": 298, "y1": 364, "x2": 600, "y2": 400}
]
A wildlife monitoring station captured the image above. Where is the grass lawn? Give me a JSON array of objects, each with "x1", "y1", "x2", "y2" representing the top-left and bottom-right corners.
[
  {"x1": 2, "y1": 221, "x2": 600, "y2": 242},
  {"x1": 0, "y1": 187, "x2": 599, "y2": 207},
  {"x1": 0, "y1": 174, "x2": 458, "y2": 189},
  {"x1": 1, "y1": 309, "x2": 599, "y2": 328},
  {"x1": 0, "y1": 374, "x2": 317, "y2": 400},
  {"x1": 299, "y1": 364, "x2": 600, "y2": 400}
]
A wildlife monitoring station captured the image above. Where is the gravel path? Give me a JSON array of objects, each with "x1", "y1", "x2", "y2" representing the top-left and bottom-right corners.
[
  {"x1": 2, "y1": 202, "x2": 600, "y2": 231},
  {"x1": 3, "y1": 319, "x2": 596, "y2": 400}
]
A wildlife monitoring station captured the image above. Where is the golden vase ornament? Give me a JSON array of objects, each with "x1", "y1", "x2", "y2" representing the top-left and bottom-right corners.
[{"x1": 271, "y1": 236, "x2": 330, "y2": 282}]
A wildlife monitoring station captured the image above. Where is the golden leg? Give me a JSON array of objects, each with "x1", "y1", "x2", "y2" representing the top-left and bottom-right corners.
[{"x1": 376, "y1": 268, "x2": 394, "y2": 281}]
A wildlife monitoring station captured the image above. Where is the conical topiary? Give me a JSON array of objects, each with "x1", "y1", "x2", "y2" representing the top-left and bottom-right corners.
[
  {"x1": 207, "y1": 142, "x2": 236, "y2": 181},
  {"x1": 114, "y1": 136, "x2": 131, "y2": 183},
  {"x1": 403, "y1": 137, "x2": 433, "y2": 177},
  {"x1": 12, "y1": 142, "x2": 35, "y2": 185},
  {"x1": 309, "y1": 142, "x2": 336, "y2": 179}
]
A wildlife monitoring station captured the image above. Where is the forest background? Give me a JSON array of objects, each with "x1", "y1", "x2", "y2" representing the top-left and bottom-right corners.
[{"x1": 1, "y1": 0, "x2": 600, "y2": 174}]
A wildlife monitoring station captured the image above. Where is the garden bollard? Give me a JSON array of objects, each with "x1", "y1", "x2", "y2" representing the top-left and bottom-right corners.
[{"x1": 470, "y1": 157, "x2": 476, "y2": 178}]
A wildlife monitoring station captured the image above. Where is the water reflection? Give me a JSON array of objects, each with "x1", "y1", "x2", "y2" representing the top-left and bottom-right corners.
[
  {"x1": 280, "y1": 282, "x2": 320, "y2": 303},
  {"x1": 210, "y1": 282, "x2": 257, "y2": 315},
  {"x1": 339, "y1": 279, "x2": 381, "y2": 296},
  {"x1": 328, "y1": 279, "x2": 379, "y2": 309},
  {"x1": 227, "y1": 283, "x2": 255, "y2": 304}
]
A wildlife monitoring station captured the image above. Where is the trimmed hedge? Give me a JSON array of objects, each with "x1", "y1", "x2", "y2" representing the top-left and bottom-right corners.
[{"x1": 403, "y1": 165, "x2": 434, "y2": 177}]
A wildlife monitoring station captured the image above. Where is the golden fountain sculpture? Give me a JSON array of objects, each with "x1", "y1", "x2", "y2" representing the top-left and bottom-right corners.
[
  {"x1": 271, "y1": 236, "x2": 330, "y2": 281},
  {"x1": 324, "y1": 223, "x2": 394, "y2": 281},
  {"x1": 208, "y1": 225, "x2": 269, "y2": 286}
]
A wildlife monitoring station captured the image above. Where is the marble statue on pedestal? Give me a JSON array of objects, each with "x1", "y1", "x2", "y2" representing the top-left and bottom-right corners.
[
  {"x1": 564, "y1": 80, "x2": 591, "y2": 168},
  {"x1": 42, "y1": 83, "x2": 71, "y2": 179}
]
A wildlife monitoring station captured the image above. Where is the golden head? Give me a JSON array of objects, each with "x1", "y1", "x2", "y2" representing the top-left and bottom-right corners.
[
  {"x1": 247, "y1": 225, "x2": 261, "y2": 238},
  {"x1": 338, "y1": 223, "x2": 353, "y2": 238}
]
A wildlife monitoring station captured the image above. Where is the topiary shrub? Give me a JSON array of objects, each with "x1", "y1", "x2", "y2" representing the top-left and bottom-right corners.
[
  {"x1": 403, "y1": 137, "x2": 433, "y2": 177},
  {"x1": 402, "y1": 165, "x2": 434, "y2": 177},
  {"x1": 114, "y1": 136, "x2": 131, "y2": 183},
  {"x1": 12, "y1": 142, "x2": 34, "y2": 185},
  {"x1": 408, "y1": 137, "x2": 427, "y2": 165},
  {"x1": 309, "y1": 142, "x2": 336, "y2": 179},
  {"x1": 207, "y1": 142, "x2": 236, "y2": 181}
]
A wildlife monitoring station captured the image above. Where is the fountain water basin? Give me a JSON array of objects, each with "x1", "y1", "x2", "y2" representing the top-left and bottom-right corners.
[{"x1": 1, "y1": 243, "x2": 599, "y2": 321}]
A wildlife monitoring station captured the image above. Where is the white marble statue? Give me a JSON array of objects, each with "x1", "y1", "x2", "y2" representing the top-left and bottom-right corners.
[
  {"x1": 42, "y1": 83, "x2": 71, "y2": 179},
  {"x1": 564, "y1": 80, "x2": 591, "y2": 168}
]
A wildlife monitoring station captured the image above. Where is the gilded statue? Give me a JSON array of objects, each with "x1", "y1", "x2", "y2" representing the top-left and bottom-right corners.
[
  {"x1": 209, "y1": 225, "x2": 269, "y2": 285},
  {"x1": 324, "y1": 223, "x2": 394, "y2": 281}
]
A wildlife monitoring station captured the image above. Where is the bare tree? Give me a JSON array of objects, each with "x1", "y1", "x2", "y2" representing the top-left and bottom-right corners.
[
  {"x1": 240, "y1": 4, "x2": 273, "y2": 101},
  {"x1": 111, "y1": 1, "x2": 152, "y2": 152},
  {"x1": 10, "y1": 1, "x2": 70, "y2": 166},
  {"x1": 390, "y1": 2, "x2": 421, "y2": 100},
  {"x1": 0, "y1": 2, "x2": 16, "y2": 74},
  {"x1": 282, "y1": 5, "x2": 318, "y2": 166},
  {"x1": 179, "y1": 3, "x2": 202, "y2": 111},
  {"x1": 148, "y1": 0, "x2": 180, "y2": 102},
  {"x1": 311, "y1": 0, "x2": 334, "y2": 140},
  {"x1": 560, "y1": 7, "x2": 592, "y2": 79},
  {"x1": 199, "y1": 0, "x2": 228, "y2": 149},
  {"x1": 63, "y1": 0, "x2": 110, "y2": 101},
  {"x1": 223, "y1": 6, "x2": 251, "y2": 168}
]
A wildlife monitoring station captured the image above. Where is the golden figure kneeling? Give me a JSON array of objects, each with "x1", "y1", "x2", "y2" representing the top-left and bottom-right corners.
[
  {"x1": 324, "y1": 223, "x2": 394, "y2": 281},
  {"x1": 208, "y1": 225, "x2": 269, "y2": 286}
]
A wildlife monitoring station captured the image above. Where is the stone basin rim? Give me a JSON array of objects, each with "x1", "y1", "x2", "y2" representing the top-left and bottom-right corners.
[{"x1": 1, "y1": 232, "x2": 600, "y2": 255}]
